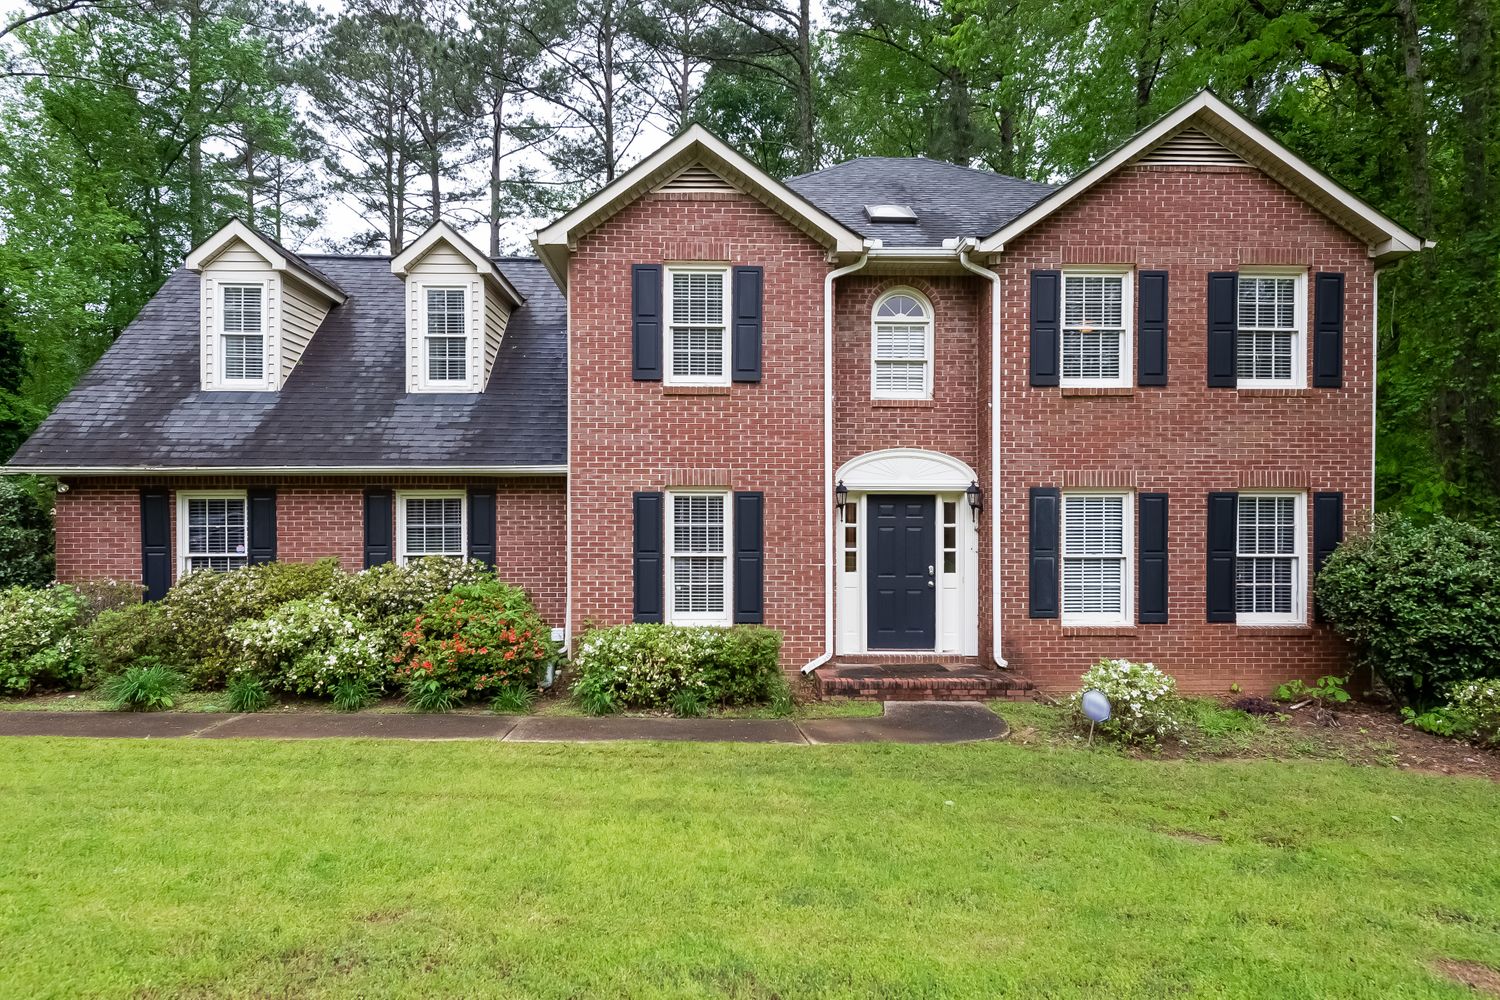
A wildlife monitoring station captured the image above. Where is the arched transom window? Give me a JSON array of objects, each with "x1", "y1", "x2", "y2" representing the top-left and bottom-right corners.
[{"x1": 871, "y1": 288, "x2": 933, "y2": 399}]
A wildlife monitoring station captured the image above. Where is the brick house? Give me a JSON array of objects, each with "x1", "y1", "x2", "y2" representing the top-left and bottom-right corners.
[{"x1": 8, "y1": 92, "x2": 1427, "y2": 696}]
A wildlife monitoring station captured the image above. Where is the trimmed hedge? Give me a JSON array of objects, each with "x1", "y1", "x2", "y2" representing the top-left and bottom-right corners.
[{"x1": 570, "y1": 623, "x2": 784, "y2": 712}]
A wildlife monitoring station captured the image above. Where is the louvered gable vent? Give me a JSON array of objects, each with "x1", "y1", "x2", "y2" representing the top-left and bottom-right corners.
[
  {"x1": 1139, "y1": 127, "x2": 1246, "y2": 166},
  {"x1": 656, "y1": 163, "x2": 737, "y2": 193}
]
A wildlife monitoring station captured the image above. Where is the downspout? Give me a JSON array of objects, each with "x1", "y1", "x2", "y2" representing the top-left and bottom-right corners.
[
  {"x1": 802, "y1": 248, "x2": 872, "y2": 674},
  {"x1": 956, "y1": 238, "x2": 1008, "y2": 668}
]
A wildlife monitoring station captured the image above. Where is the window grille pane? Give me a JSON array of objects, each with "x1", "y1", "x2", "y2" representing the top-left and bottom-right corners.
[
  {"x1": 875, "y1": 294, "x2": 926, "y2": 320},
  {"x1": 873, "y1": 360, "x2": 927, "y2": 393},
  {"x1": 404, "y1": 497, "x2": 464, "y2": 556},
  {"x1": 223, "y1": 334, "x2": 264, "y2": 380},
  {"x1": 1062, "y1": 558, "x2": 1124, "y2": 615},
  {"x1": 1063, "y1": 275, "x2": 1123, "y2": 327},
  {"x1": 427, "y1": 336, "x2": 467, "y2": 381},
  {"x1": 185, "y1": 497, "x2": 248, "y2": 572},
  {"x1": 1236, "y1": 495, "x2": 1296, "y2": 556},
  {"x1": 1061, "y1": 329, "x2": 1123, "y2": 380},
  {"x1": 426, "y1": 288, "x2": 467, "y2": 337},
  {"x1": 1236, "y1": 277, "x2": 1298, "y2": 382},
  {"x1": 1062, "y1": 495, "x2": 1125, "y2": 556},
  {"x1": 222, "y1": 286, "x2": 263, "y2": 333},
  {"x1": 672, "y1": 272, "x2": 724, "y2": 325},
  {"x1": 673, "y1": 494, "x2": 724, "y2": 554},
  {"x1": 671, "y1": 326, "x2": 724, "y2": 378},
  {"x1": 1237, "y1": 277, "x2": 1296, "y2": 330},
  {"x1": 1236, "y1": 556, "x2": 1295, "y2": 614},
  {"x1": 873, "y1": 323, "x2": 927, "y2": 360},
  {"x1": 672, "y1": 556, "x2": 725, "y2": 614}
]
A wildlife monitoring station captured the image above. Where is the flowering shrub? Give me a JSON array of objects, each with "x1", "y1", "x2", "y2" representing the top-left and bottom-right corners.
[
  {"x1": 87, "y1": 601, "x2": 172, "y2": 675},
  {"x1": 1069, "y1": 658, "x2": 1182, "y2": 745},
  {"x1": 160, "y1": 558, "x2": 345, "y2": 686},
  {"x1": 1447, "y1": 679, "x2": 1500, "y2": 745},
  {"x1": 0, "y1": 584, "x2": 89, "y2": 693},
  {"x1": 228, "y1": 597, "x2": 387, "y2": 696},
  {"x1": 393, "y1": 581, "x2": 555, "y2": 703},
  {"x1": 571, "y1": 623, "x2": 783, "y2": 710},
  {"x1": 331, "y1": 557, "x2": 497, "y2": 641}
]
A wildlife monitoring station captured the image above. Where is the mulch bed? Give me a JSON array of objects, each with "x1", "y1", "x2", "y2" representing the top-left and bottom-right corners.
[{"x1": 1286, "y1": 701, "x2": 1500, "y2": 780}]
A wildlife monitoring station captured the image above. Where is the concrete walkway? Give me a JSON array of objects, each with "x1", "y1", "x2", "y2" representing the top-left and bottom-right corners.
[{"x1": 0, "y1": 701, "x2": 1007, "y2": 745}]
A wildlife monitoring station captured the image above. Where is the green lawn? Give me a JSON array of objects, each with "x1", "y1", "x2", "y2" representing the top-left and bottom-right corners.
[{"x1": 2, "y1": 738, "x2": 1498, "y2": 998}]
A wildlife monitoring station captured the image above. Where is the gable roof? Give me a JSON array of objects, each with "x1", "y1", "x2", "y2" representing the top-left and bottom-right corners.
[
  {"x1": 392, "y1": 221, "x2": 525, "y2": 306},
  {"x1": 185, "y1": 219, "x2": 348, "y2": 303},
  {"x1": 785, "y1": 158, "x2": 1054, "y2": 248},
  {"x1": 979, "y1": 91, "x2": 1429, "y2": 262},
  {"x1": 533, "y1": 124, "x2": 868, "y2": 285},
  {"x1": 6, "y1": 256, "x2": 566, "y2": 474}
]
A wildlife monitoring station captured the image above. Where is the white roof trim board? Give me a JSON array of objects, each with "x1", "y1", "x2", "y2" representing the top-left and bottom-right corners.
[
  {"x1": 10, "y1": 464, "x2": 569, "y2": 476},
  {"x1": 978, "y1": 91, "x2": 1430, "y2": 262},
  {"x1": 185, "y1": 219, "x2": 348, "y2": 304},
  {"x1": 391, "y1": 221, "x2": 525, "y2": 306},
  {"x1": 533, "y1": 124, "x2": 867, "y2": 286}
]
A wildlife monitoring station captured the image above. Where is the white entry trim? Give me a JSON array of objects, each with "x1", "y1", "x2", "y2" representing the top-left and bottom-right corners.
[{"x1": 834, "y1": 449, "x2": 980, "y2": 656}]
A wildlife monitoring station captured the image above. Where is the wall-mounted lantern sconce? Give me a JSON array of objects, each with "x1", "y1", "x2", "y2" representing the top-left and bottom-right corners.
[
  {"x1": 966, "y1": 480, "x2": 983, "y2": 520},
  {"x1": 835, "y1": 480, "x2": 848, "y2": 517}
]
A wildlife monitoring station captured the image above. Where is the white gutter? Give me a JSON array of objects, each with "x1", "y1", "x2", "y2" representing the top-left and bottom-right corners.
[
  {"x1": 956, "y1": 239, "x2": 1008, "y2": 668},
  {"x1": 802, "y1": 248, "x2": 872, "y2": 674},
  {"x1": 4, "y1": 464, "x2": 569, "y2": 476}
]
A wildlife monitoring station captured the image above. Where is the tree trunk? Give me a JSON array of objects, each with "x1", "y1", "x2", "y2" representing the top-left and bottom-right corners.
[
  {"x1": 187, "y1": 0, "x2": 205, "y2": 244},
  {"x1": 1396, "y1": 0, "x2": 1434, "y2": 235},
  {"x1": 796, "y1": 0, "x2": 815, "y2": 172},
  {"x1": 1456, "y1": 0, "x2": 1493, "y2": 220},
  {"x1": 999, "y1": 104, "x2": 1015, "y2": 176},
  {"x1": 489, "y1": 86, "x2": 505, "y2": 256}
]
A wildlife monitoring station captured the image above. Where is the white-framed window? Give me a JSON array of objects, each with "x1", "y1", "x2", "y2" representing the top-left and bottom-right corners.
[
  {"x1": 1235, "y1": 492, "x2": 1306, "y2": 624},
  {"x1": 1060, "y1": 270, "x2": 1131, "y2": 388},
  {"x1": 665, "y1": 266, "x2": 730, "y2": 386},
  {"x1": 871, "y1": 288, "x2": 933, "y2": 399},
  {"x1": 178, "y1": 491, "x2": 249, "y2": 577},
  {"x1": 396, "y1": 491, "x2": 466, "y2": 563},
  {"x1": 220, "y1": 284, "x2": 266, "y2": 383},
  {"x1": 841, "y1": 501, "x2": 859, "y2": 573},
  {"x1": 667, "y1": 490, "x2": 731, "y2": 624},
  {"x1": 941, "y1": 499, "x2": 958, "y2": 574},
  {"x1": 422, "y1": 286, "x2": 470, "y2": 387},
  {"x1": 1236, "y1": 271, "x2": 1306, "y2": 387},
  {"x1": 1061, "y1": 491, "x2": 1132, "y2": 625}
]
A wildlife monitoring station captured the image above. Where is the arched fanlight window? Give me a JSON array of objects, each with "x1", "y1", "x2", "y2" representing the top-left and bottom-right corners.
[{"x1": 871, "y1": 288, "x2": 933, "y2": 399}]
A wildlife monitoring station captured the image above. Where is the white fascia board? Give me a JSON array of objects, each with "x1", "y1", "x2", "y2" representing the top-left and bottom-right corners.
[
  {"x1": 7, "y1": 464, "x2": 568, "y2": 477},
  {"x1": 185, "y1": 219, "x2": 347, "y2": 305},
  {"x1": 392, "y1": 222, "x2": 525, "y2": 307},
  {"x1": 533, "y1": 124, "x2": 866, "y2": 288},
  {"x1": 979, "y1": 91, "x2": 1426, "y2": 258}
]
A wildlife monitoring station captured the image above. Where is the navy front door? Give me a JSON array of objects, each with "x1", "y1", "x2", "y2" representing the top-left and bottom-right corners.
[{"x1": 867, "y1": 495, "x2": 937, "y2": 649}]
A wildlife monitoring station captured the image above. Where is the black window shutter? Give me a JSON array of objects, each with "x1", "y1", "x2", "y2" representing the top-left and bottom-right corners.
[
  {"x1": 631, "y1": 264, "x2": 663, "y2": 381},
  {"x1": 140, "y1": 488, "x2": 171, "y2": 601},
  {"x1": 247, "y1": 487, "x2": 277, "y2": 565},
  {"x1": 1207, "y1": 272, "x2": 1238, "y2": 387},
  {"x1": 731, "y1": 266, "x2": 763, "y2": 383},
  {"x1": 1206, "y1": 491, "x2": 1238, "y2": 621},
  {"x1": 1028, "y1": 486, "x2": 1060, "y2": 618},
  {"x1": 1029, "y1": 270, "x2": 1061, "y2": 387},
  {"x1": 1138, "y1": 492, "x2": 1169, "y2": 623},
  {"x1": 1312, "y1": 492, "x2": 1344, "y2": 621},
  {"x1": 733, "y1": 491, "x2": 764, "y2": 623},
  {"x1": 1313, "y1": 272, "x2": 1345, "y2": 388},
  {"x1": 467, "y1": 488, "x2": 496, "y2": 567},
  {"x1": 633, "y1": 491, "x2": 664, "y2": 623},
  {"x1": 1138, "y1": 270, "x2": 1169, "y2": 386},
  {"x1": 363, "y1": 489, "x2": 393, "y2": 569}
]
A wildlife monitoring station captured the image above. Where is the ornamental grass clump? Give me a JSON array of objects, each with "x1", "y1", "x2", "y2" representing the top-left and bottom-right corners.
[
  {"x1": 1069, "y1": 658, "x2": 1182, "y2": 746},
  {"x1": 0, "y1": 584, "x2": 90, "y2": 694},
  {"x1": 227, "y1": 596, "x2": 386, "y2": 698},
  {"x1": 393, "y1": 580, "x2": 555, "y2": 708}
]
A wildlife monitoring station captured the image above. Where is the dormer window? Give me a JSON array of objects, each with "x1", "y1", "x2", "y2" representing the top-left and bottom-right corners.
[
  {"x1": 221, "y1": 284, "x2": 266, "y2": 382},
  {"x1": 424, "y1": 287, "x2": 469, "y2": 385}
]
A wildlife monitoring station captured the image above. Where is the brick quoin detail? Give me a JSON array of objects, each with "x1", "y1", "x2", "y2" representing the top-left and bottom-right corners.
[{"x1": 53, "y1": 476, "x2": 566, "y2": 626}]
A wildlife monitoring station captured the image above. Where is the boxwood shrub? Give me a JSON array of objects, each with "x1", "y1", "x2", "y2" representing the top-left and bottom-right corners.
[
  {"x1": 571, "y1": 623, "x2": 784, "y2": 711},
  {"x1": 1317, "y1": 514, "x2": 1500, "y2": 707}
]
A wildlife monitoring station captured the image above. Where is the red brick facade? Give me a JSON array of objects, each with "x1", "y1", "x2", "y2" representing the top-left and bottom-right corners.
[
  {"x1": 54, "y1": 476, "x2": 566, "y2": 624},
  {"x1": 994, "y1": 163, "x2": 1372, "y2": 693}
]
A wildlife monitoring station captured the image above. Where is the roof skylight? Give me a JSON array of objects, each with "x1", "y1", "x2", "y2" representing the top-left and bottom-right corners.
[{"x1": 864, "y1": 204, "x2": 918, "y2": 223}]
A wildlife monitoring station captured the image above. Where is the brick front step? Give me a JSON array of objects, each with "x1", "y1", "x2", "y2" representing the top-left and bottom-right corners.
[{"x1": 815, "y1": 662, "x2": 1035, "y2": 702}]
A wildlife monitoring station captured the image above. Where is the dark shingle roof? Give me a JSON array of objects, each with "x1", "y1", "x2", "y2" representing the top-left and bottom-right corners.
[
  {"x1": 786, "y1": 157, "x2": 1055, "y2": 248},
  {"x1": 8, "y1": 256, "x2": 565, "y2": 471},
  {"x1": 256, "y1": 229, "x2": 347, "y2": 298}
]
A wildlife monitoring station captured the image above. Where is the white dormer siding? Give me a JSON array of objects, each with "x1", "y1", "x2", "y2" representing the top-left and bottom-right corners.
[
  {"x1": 391, "y1": 223, "x2": 524, "y2": 395},
  {"x1": 187, "y1": 223, "x2": 344, "y2": 392}
]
